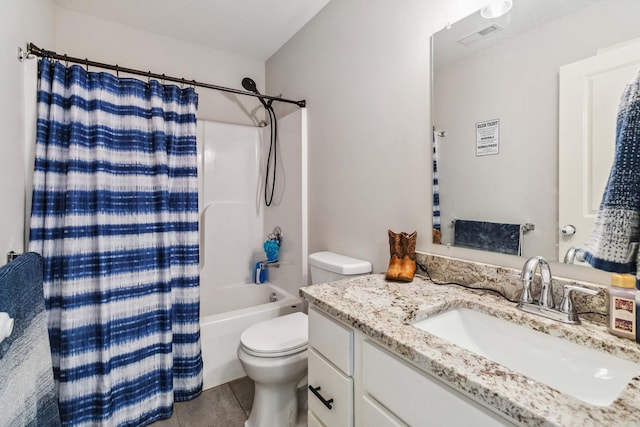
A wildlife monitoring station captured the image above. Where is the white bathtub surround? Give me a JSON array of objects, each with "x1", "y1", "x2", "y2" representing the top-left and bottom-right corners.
[
  {"x1": 196, "y1": 113, "x2": 308, "y2": 297},
  {"x1": 200, "y1": 284, "x2": 301, "y2": 390},
  {"x1": 197, "y1": 120, "x2": 263, "y2": 288}
]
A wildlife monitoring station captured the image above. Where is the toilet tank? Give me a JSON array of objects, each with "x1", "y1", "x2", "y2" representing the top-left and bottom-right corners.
[{"x1": 308, "y1": 251, "x2": 372, "y2": 285}]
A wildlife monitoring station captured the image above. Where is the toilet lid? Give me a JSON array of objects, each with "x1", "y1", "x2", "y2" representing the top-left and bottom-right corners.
[{"x1": 240, "y1": 312, "x2": 308, "y2": 356}]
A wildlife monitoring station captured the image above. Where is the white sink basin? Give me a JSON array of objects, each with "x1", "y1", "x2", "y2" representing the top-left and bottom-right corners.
[{"x1": 412, "y1": 308, "x2": 640, "y2": 406}]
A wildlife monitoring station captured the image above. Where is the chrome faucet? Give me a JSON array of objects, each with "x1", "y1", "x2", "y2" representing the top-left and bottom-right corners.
[
  {"x1": 520, "y1": 256, "x2": 554, "y2": 309},
  {"x1": 518, "y1": 256, "x2": 598, "y2": 324}
]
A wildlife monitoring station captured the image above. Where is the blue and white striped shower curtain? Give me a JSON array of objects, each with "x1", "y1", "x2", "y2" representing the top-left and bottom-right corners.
[{"x1": 29, "y1": 58, "x2": 202, "y2": 426}]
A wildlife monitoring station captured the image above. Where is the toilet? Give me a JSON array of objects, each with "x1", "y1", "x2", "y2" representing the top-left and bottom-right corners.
[
  {"x1": 238, "y1": 251, "x2": 371, "y2": 427},
  {"x1": 238, "y1": 312, "x2": 308, "y2": 427}
]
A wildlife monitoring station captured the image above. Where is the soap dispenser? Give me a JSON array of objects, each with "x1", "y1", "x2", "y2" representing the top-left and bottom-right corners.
[{"x1": 608, "y1": 273, "x2": 636, "y2": 340}]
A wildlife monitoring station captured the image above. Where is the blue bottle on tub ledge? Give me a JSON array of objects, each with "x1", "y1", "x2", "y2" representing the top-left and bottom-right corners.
[{"x1": 254, "y1": 262, "x2": 267, "y2": 284}]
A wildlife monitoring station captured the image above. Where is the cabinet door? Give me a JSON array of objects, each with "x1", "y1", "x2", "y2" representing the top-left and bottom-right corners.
[
  {"x1": 362, "y1": 395, "x2": 408, "y2": 427},
  {"x1": 308, "y1": 347, "x2": 353, "y2": 427},
  {"x1": 362, "y1": 340, "x2": 514, "y2": 426}
]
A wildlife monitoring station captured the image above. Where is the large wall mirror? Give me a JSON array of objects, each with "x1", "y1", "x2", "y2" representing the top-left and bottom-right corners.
[{"x1": 431, "y1": 0, "x2": 640, "y2": 273}]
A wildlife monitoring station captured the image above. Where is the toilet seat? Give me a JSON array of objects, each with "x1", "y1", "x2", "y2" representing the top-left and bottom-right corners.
[
  {"x1": 240, "y1": 312, "x2": 308, "y2": 358},
  {"x1": 239, "y1": 342, "x2": 308, "y2": 358}
]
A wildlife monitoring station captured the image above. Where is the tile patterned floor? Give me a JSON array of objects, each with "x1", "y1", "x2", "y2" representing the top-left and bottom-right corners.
[{"x1": 151, "y1": 377, "x2": 254, "y2": 427}]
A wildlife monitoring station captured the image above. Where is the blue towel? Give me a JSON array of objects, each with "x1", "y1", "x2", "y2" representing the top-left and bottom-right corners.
[
  {"x1": 0, "y1": 253, "x2": 61, "y2": 426},
  {"x1": 453, "y1": 219, "x2": 522, "y2": 255},
  {"x1": 584, "y1": 70, "x2": 640, "y2": 281}
]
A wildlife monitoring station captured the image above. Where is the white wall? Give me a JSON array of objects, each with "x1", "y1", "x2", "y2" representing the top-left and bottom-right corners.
[
  {"x1": 266, "y1": 0, "x2": 487, "y2": 273},
  {"x1": 55, "y1": 6, "x2": 265, "y2": 125},
  {"x1": 0, "y1": 0, "x2": 55, "y2": 261}
]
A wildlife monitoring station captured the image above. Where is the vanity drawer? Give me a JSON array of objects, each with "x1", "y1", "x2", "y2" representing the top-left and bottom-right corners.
[
  {"x1": 308, "y1": 410, "x2": 325, "y2": 427},
  {"x1": 361, "y1": 394, "x2": 408, "y2": 427},
  {"x1": 309, "y1": 306, "x2": 353, "y2": 375},
  {"x1": 308, "y1": 347, "x2": 353, "y2": 427},
  {"x1": 362, "y1": 340, "x2": 513, "y2": 426}
]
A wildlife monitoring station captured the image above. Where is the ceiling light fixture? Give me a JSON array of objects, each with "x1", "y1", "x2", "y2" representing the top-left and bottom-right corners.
[{"x1": 480, "y1": 0, "x2": 513, "y2": 19}]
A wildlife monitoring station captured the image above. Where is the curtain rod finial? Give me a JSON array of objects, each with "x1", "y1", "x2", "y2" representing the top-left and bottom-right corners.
[
  {"x1": 17, "y1": 46, "x2": 26, "y2": 62},
  {"x1": 17, "y1": 46, "x2": 34, "y2": 62}
]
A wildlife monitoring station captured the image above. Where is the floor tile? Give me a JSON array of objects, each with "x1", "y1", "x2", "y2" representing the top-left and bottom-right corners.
[
  {"x1": 149, "y1": 413, "x2": 181, "y2": 427},
  {"x1": 176, "y1": 384, "x2": 247, "y2": 427},
  {"x1": 229, "y1": 376, "x2": 255, "y2": 416}
]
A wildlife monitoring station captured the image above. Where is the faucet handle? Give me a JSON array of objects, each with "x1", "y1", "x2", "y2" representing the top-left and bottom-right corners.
[
  {"x1": 519, "y1": 285, "x2": 535, "y2": 304},
  {"x1": 558, "y1": 284, "x2": 599, "y2": 323}
]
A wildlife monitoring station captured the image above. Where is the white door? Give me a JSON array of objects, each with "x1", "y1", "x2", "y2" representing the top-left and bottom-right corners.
[{"x1": 558, "y1": 39, "x2": 640, "y2": 263}]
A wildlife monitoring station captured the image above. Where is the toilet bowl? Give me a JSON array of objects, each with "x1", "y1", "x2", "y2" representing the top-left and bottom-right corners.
[{"x1": 238, "y1": 312, "x2": 308, "y2": 427}]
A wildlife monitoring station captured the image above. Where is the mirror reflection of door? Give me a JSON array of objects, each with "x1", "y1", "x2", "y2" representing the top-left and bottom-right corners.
[{"x1": 558, "y1": 39, "x2": 640, "y2": 263}]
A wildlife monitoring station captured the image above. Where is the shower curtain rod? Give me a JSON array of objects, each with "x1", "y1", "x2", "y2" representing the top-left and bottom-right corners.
[{"x1": 21, "y1": 43, "x2": 306, "y2": 108}]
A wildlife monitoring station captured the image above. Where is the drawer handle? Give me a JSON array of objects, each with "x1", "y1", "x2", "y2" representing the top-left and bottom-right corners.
[{"x1": 308, "y1": 385, "x2": 334, "y2": 410}]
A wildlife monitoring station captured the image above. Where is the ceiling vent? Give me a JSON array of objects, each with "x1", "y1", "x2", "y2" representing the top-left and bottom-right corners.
[{"x1": 457, "y1": 24, "x2": 504, "y2": 46}]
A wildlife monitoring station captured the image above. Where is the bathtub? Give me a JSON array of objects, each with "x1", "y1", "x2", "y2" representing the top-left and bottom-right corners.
[{"x1": 200, "y1": 283, "x2": 302, "y2": 390}]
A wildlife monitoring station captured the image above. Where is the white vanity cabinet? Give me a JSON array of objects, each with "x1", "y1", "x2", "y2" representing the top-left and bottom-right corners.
[{"x1": 307, "y1": 306, "x2": 515, "y2": 427}]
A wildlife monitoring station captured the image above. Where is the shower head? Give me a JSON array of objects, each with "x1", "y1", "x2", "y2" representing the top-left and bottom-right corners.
[
  {"x1": 242, "y1": 77, "x2": 259, "y2": 94},
  {"x1": 242, "y1": 77, "x2": 271, "y2": 109}
]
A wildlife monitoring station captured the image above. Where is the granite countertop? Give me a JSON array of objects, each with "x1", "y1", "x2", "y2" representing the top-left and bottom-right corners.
[{"x1": 300, "y1": 274, "x2": 640, "y2": 426}]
